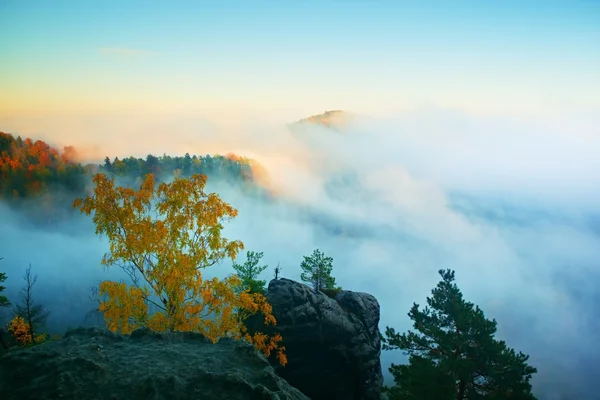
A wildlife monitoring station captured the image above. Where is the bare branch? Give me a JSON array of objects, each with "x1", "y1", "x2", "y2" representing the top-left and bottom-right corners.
[{"x1": 14, "y1": 264, "x2": 50, "y2": 344}]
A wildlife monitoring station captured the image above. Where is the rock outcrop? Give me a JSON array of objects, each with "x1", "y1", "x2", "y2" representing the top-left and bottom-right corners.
[
  {"x1": 251, "y1": 278, "x2": 383, "y2": 400},
  {"x1": 0, "y1": 327, "x2": 310, "y2": 400}
]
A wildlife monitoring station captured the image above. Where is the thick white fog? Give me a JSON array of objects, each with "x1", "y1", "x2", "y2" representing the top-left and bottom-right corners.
[{"x1": 1, "y1": 109, "x2": 599, "y2": 399}]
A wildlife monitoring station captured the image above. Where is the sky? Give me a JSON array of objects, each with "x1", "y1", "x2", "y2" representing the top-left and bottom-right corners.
[
  {"x1": 1, "y1": 2, "x2": 600, "y2": 399},
  {"x1": 1, "y1": 0, "x2": 599, "y2": 121}
]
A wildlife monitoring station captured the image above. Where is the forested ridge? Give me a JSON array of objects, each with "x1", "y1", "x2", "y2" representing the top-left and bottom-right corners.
[
  {"x1": 0, "y1": 131, "x2": 265, "y2": 223},
  {"x1": 288, "y1": 110, "x2": 352, "y2": 133},
  {"x1": 0, "y1": 111, "x2": 347, "y2": 203}
]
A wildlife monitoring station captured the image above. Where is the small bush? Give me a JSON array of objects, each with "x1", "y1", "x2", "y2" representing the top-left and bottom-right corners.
[
  {"x1": 321, "y1": 287, "x2": 342, "y2": 299},
  {"x1": 8, "y1": 316, "x2": 48, "y2": 347}
]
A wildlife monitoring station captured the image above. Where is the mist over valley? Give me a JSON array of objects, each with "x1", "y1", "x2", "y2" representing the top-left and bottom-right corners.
[{"x1": 1, "y1": 109, "x2": 599, "y2": 399}]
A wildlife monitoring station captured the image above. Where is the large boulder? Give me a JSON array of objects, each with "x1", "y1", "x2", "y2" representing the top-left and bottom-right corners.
[
  {"x1": 253, "y1": 278, "x2": 383, "y2": 400},
  {"x1": 0, "y1": 327, "x2": 310, "y2": 400}
]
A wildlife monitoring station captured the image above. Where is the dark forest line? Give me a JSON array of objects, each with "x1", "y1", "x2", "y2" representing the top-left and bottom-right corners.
[{"x1": 0, "y1": 131, "x2": 266, "y2": 223}]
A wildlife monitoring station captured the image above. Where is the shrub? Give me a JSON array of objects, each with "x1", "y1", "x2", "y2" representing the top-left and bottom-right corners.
[
  {"x1": 321, "y1": 287, "x2": 343, "y2": 299},
  {"x1": 8, "y1": 316, "x2": 48, "y2": 347}
]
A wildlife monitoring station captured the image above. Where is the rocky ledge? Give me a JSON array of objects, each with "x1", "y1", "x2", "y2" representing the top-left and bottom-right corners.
[
  {"x1": 0, "y1": 327, "x2": 310, "y2": 400},
  {"x1": 250, "y1": 278, "x2": 384, "y2": 400}
]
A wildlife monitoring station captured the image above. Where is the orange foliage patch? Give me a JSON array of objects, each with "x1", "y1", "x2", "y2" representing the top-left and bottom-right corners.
[
  {"x1": 61, "y1": 145, "x2": 80, "y2": 164},
  {"x1": 7, "y1": 316, "x2": 47, "y2": 346},
  {"x1": 0, "y1": 132, "x2": 87, "y2": 199}
]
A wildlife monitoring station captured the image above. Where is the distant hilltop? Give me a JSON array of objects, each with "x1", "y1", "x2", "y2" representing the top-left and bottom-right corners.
[{"x1": 289, "y1": 110, "x2": 354, "y2": 132}]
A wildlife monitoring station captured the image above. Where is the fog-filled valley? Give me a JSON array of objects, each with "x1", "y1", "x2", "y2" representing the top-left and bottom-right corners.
[{"x1": 1, "y1": 109, "x2": 599, "y2": 399}]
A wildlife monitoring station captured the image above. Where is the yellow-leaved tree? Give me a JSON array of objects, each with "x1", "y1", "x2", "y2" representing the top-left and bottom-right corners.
[{"x1": 74, "y1": 172, "x2": 286, "y2": 366}]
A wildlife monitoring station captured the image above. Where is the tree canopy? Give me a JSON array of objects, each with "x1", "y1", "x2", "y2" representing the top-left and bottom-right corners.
[
  {"x1": 0, "y1": 131, "x2": 268, "y2": 225},
  {"x1": 73, "y1": 172, "x2": 286, "y2": 366},
  {"x1": 300, "y1": 249, "x2": 337, "y2": 292},
  {"x1": 382, "y1": 269, "x2": 537, "y2": 400}
]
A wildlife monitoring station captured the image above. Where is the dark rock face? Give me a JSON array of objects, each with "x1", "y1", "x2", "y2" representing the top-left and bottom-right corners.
[
  {"x1": 0, "y1": 328, "x2": 7, "y2": 350},
  {"x1": 0, "y1": 327, "x2": 310, "y2": 400},
  {"x1": 257, "y1": 278, "x2": 383, "y2": 400}
]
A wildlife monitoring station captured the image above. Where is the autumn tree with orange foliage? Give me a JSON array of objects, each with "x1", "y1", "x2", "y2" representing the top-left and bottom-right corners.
[
  {"x1": 7, "y1": 316, "x2": 48, "y2": 347},
  {"x1": 73, "y1": 172, "x2": 286, "y2": 366}
]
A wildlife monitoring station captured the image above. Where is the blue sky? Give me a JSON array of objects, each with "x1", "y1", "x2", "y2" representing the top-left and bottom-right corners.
[{"x1": 1, "y1": 0, "x2": 599, "y2": 118}]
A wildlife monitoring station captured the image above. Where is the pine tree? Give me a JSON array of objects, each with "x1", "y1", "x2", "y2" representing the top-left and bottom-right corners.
[
  {"x1": 0, "y1": 258, "x2": 11, "y2": 350},
  {"x1": 232, "y1": 251, "x2": 268, "y2": 294},
  {"x1": 300, "y1": 249, "x2": 336, "y2": 292},
  {"x1": 382, "y1": 269, "x2": 538, "y2": 400},
  {"x1": 0, "y1": 257, "x2": 10, "y2": 308}
]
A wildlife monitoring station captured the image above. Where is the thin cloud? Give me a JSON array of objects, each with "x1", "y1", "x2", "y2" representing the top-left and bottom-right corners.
[{"x1": 98, "y1": 47, "x2": 152, "y2": 57}]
